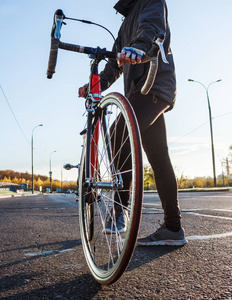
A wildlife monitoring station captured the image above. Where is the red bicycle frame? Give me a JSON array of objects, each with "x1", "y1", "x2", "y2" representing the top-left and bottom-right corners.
[{"x1": 89, "y1": 74, "x2": 101, "y2": 180}]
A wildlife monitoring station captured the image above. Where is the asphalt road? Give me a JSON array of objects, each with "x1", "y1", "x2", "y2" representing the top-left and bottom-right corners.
[{"x1": 0, "y1": 191, "x2": 231, "y2": 299}]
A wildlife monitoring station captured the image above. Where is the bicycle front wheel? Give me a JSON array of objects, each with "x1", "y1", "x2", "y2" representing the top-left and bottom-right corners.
[{"x1": 79, "y1": 92, "x2": 143, "y2": 284}]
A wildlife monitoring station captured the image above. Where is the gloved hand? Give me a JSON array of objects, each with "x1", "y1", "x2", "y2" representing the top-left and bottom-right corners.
[
  {"x1": 117, "y1": 47, "x2": 145, "y2": 67},
  {"x1": 78, "y1": 84, "x2": 88, "y2": 98}
]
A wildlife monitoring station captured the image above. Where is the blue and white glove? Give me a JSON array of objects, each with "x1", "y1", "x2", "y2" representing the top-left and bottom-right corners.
[
  {"x1": 117, "y1": 47, "x2": 145, "y2": 66},
  {"x1": 122, "y1": 47, "x2": 145, "y2": 60}
]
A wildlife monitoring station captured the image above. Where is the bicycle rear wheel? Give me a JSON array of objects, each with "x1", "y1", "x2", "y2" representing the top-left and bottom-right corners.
[{"x1": 79, "y1": 92, "x2": 143, "y2": 284}]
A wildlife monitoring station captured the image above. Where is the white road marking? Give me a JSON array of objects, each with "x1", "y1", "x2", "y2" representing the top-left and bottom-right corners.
[
  {"x1": 186, "y1": 212, "x2": 232, "y2": 221},
  {"x1": 187, "y1": 232, "x2": 232, "y2": 240},
  {"x1": 24, "y1": 248, "x2": 75, "y2": 257},
  {"x1": 212, "y1": 209, "x2": 232, "y2": 212}
]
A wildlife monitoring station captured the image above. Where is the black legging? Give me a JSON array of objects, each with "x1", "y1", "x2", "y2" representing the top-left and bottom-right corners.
[{"x1": 113, "y1": 92, "x2": 181, "y2": 231}]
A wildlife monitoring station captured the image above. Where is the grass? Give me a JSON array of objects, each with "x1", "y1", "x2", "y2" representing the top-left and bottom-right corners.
[{"x1": 0, "y1": 190, "x2": 15, "y2": 195}]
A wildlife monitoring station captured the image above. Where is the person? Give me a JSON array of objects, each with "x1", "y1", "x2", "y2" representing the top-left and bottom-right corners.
[{"x1": 78, "y1": 0, "x2": 187, "y2": 246}]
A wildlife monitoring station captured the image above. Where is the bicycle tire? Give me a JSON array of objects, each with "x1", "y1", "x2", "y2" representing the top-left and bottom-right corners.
[
  {"x1": 79, "y1": 92, "x2": 143, "y2": 284},
  {"x1": 85, "y1": 188, "x2": 95, "y2": 242},
  {"x1": 78, "y1": 154, "x2": 95, "y2": 242}
]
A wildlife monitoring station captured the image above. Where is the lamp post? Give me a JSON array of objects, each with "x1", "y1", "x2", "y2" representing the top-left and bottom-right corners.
[
  {"x1": 31, "y1": 124, "x2": 43, "y2": 194},
  {"x1": 49, "y1": 151, "x2": 56, "y2": 192},
  {"x1": 61, "y1": 169, "x2": 63, "y2": 192},
  {"x1": 188, "y1": 79, "x2": 222, "y2": 187}
]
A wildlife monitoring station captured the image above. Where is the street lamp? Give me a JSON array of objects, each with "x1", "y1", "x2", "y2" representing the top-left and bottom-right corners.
[
  {"x1": 49, "y1": 150, "x2": 57, "y2": 192},
  {"x1": 31, "y1": 124, "x2": 43, "y2": 194},
  {"x1": 188, "y1": 79, "x2": 222, "y2": 187}
]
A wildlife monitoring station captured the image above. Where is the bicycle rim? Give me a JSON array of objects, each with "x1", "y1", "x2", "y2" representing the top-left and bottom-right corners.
[{"x1": 79, "y1": 92, "x2": 143, "y2": 284}]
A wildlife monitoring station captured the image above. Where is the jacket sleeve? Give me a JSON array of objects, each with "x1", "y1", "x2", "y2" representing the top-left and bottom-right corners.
[
  {"x1": 130, "y1": 0, "x2": 166, "y2": 52},
  {"x1": 99, "y1": 38, "x2": 123, "y2": 92}
]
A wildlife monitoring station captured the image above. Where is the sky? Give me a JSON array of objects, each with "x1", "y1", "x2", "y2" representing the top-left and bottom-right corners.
[{"x1": 1, "y1": 0, "x2": 232, "y2": 182}]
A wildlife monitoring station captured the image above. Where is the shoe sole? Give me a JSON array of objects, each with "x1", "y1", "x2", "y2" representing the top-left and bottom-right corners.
[{"x1": 137, "y1": 238, "x2": 188, "y2": 247}]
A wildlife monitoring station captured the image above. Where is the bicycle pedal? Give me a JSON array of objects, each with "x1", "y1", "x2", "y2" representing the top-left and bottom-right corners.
[{"x1": 63, "y1": 163, "x2": 79, "y2": 170}]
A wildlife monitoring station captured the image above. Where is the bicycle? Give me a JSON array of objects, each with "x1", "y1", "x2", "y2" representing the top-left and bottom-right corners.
[{"x1": 47, "y1": 9, "x2": 163, "y2": 284}]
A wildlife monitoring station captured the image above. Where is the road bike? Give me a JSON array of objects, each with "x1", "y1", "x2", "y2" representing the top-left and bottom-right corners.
[{"x1": 47, "y1": 9, "x2": 161, "y2": 284}]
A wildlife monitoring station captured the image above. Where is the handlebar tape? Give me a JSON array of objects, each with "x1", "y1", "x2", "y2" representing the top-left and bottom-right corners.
[
  {"x1": 140, "y1": 43, "x2": 159, "y2": 95},
  {"x1": 47, "y1": 9, "x2": 64, "y2": 79},
  {"x1": 141, "y1": 56, "x2": 158, "y2": 95},
  {"x1": 47, "y1": 37, "x2": 59, "y2": 79}
]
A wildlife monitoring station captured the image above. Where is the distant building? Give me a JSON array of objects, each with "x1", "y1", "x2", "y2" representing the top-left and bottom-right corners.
[{"x1": 0, "y1": 182, "x2": 29, "y2": 192}]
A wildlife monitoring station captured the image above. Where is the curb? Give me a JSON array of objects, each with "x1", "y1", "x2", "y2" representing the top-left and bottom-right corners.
[{"x1": 0, "y1": 193, "x2": 41, "y2": 199}]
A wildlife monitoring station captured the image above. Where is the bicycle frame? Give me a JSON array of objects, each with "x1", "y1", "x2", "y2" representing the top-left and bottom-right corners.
[{"x1": 82, "y1": 57, "x2": 121, "y2": 191}]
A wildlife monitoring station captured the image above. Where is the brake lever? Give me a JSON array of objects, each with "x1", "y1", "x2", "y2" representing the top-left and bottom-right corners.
[
  {"x1": 155, "y1": 37, "x2": 169, "y2": 64},
  {"x1": 51, "y1": 9, "x2": 65, "y2": 39}
]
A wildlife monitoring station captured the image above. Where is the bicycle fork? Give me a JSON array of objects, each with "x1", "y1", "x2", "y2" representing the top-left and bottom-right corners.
[
  {"x1": 84, "y1": 102, "x2": 123, "y2": 190},
  {"x1": 84, "y1": 70, "x2": 122, "y2": 189}
]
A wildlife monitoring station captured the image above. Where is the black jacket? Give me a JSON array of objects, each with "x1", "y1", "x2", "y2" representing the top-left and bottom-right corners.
[{"x1": 100, "y1": 0, "x2": 176, "y2": 108}]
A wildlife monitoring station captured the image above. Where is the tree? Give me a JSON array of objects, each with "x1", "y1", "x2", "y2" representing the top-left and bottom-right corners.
[
  {"x1": 52, "y1": 180, "x2": 62, "y2": 191},
  {"x1": 227, "y1": 145, "x2": 232, "y2": 175},
  {"x1": 34, "y1": 177, "x2": 44, "y2": 190},
  {"x1": 144, "y1": 165, "x2": 156, "y2": 190},
  {"x1": 205, "y1": 177, "x2": 214, "y2": 188},
  {"x1": 20, "y1": 178, "x2": 26, "y2": 184},
  {"x1": 193, "y1": 177, "x2": 206, "y2": 188},
  {"x1": 177, "y1": 174, "x2": 192, "y2": 189},
  {"x1": 11, "y1": 177, "x2": 19, "y2": 184},
  {"x1": 1, "y1": 176, "x2": 11, "y2": 182}
]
